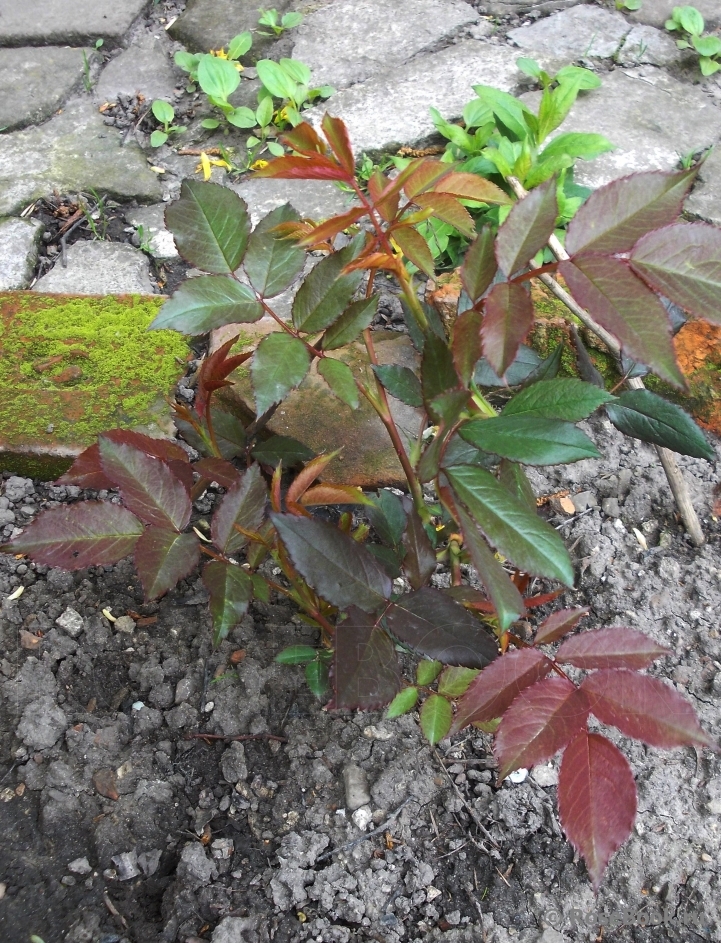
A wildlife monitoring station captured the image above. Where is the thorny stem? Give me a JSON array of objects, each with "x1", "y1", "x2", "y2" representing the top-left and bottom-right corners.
[{"x1": 506, "y1": 175, "x2": 705, "y2": 547}]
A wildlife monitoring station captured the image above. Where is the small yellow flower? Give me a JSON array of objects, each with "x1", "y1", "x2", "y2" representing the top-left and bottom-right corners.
[
  {"x1": 210, "y1": 48, "x2": 228, "y2": 58},
  {"x1": 249, "y1": 159, "x2": 269, "y2": 171},
  {"x1": 195, "y1": 152, "x2": 231, "y2": 180}
]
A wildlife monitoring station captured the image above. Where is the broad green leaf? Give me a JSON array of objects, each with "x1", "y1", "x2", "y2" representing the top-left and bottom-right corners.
[
  {"x1": 150, "y1": 275, "x2": 263, "y2": 334},
  {"x1": 244, "y1": 203, "x2": 305, "y2": 298},
  {"x1": 328, "y1": 608, "x2": 399, "y2": 709},
  {"x1": 227, "y1": 106, "x2": 257, "y2": 129},
  {"x1": 203, "y1": 560, "x2": 253, "y2": 645},
  {"x1": 271, "y1": 512, "x2": 392, "y2": 612},
  {"x1": 555, "y1": 65, "x2": 601, "y2": 89},
  {"x1": 498, "y1": 459, "x2": 536, "y2": 512},
  {"x1": 275, "y1": 644, "x2": 319, "y2": 665},
  {"x1": 471, "y1": 85, "x2": 533, "y2": 140},
  {"x1": 1, "y1": 501, "x2": 143, "y2": 569},
  {"x1": 559, "y1": 256, "x2": 684, "y2": 387},
  {"x1": 256, "y1": 58, "x2": 297, "y2": 98},
  {"x1": 386, "y1": 686, "x2": 419, "y2": 718},
  {"x1": 197, "y1": 54, "x2": 241, "y2": 99},
  {"x1": 564, "y1": 168, "x2": 697, "y2": 256},
  {"x1": 420, "y1": 694, "x2": 452, "y2": 745},
  {"x1": 437, "y1": 666, "x2": 480, "y2": 698},
  {"x1": 166, "y1": 180, "x2": 251, "y2": 274},
  {"x1": 481, "y1": 281, "x2": 535, "y2": 378},
  {"x1": 174, "y1": 50, "x2": 201, "y2": 73},
  {"x1": 321, "y1": 295, "x2": 378, "y2": 349},
  {"x1": 256, "y1": 95, "x2": 274, "y2": 128},
  {"x1": 494, "y1": 677, "x2": 589, "y2": 779},
  {"x1": 251, "y1": 435, "x2": 315, "y2": 466},
  {"x1": 251, "y1": 333, "x2": 311, "y2": 415},
  {"x1": 150, "y1": 130, "x2": 168, "y2": 148},
  {"x1": 503, "y1": 378, "x2": 614, "y2": 420},
  {"x1": 318, "y1": 358, "x2": 359, "y2": 408},
  {"x1": 677, "y1": 4, "x2": 705, "y2": 35},
  {"x1": 461, "y1": 226, "x2": 496, "y2": 303},
  {"x1": 537, "y1": 78, "x2": 588, "y2": 142},
  {"x1": 227, "y1": 31, "x2": 252, "y2": 59},
  {"x1": 99, "y1": 438, "x2": 191, "y2": 530},
  {"x1": 133, "y1": 527, "x2": 199, "y2": 601},
  {"x1": 460, "y1": 415, "x2": 598, "y2": 464},
  {"x1": 521, "y1": 342, "x2": 564, "y2": 385},
  {"x1": 367, "y1": 490, "x2": 407, "y2": 547},
  {"x1": 211, "y1": 463, "x2": 267, "y2": 554},
  {"x1": 700, "y1": 56, "x2": 721, "y2": 76},
  {"x1": 386, "y1": 588, "x2": 498, "y2": 669},
  {"x1": 292, "y1": 241, "x2": 364, "y2": 332},
  {"x1": 446, "y1": 465, "x2": 574, "y2": 585},
  {"x1": 152, "y1": 99, "x2": 174, "y2": 124},
  {"x1": 372, "y1": 364, "x2": 423, "y2": 406},
  {"x1": 305, "y1": 659, "x2": 330, "y2": 698},
  {"x1": 417, "y1": 659, "x2": 443, "y2": 686},
  {"x1": 440, "y1": 433, "x2": 496, "y2": 470},
  {"x1": 537, "y1": 133, "x2": 614, "y2": 164},
  {"x1": 605, "y1": 389, "x2": 715, "y2": 460},
  {"x1": 495, "y1": 177, "x2": 558, "y2": 277},
  {"x1": 452, "y1": 499, "x2": 525, "y2": 631},
  {"x1": 559, "y1": 732, "x2": 637, "y2": 892},
  {"x1": 629, "y1": 222, "x2": 721, "y2": 326}
]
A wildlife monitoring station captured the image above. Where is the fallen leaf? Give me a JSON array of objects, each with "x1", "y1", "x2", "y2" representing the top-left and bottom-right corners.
[
  {"x1": 93, "y1": 768, "x2": 119, "y2": 801},
  {"x1": 136, "y1": 616, "x2": 158, "y2": 627}
]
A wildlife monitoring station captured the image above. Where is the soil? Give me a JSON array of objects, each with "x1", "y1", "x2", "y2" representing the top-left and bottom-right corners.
[{"x1": 1, "y1": 413, "x2": 720, "y2": 943}]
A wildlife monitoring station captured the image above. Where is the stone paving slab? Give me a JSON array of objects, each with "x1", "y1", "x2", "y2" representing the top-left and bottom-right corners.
[
  {"x1": 527, "y1": 68, "x2": 721, "y2": 191},
  {"x1": 0, "y1": 98, "x2": 162, "y2": 216},
  {"x1": 0, "y1": 292, "x2": 187, "y2": 479},
  {"x1": 0, "y1": 0, "x2": 150, "y2": 49},
  {"x1": 32, "y1": 242, "x2": 156, "y2": 295},
  {"x1": 508, "y1": 6, "x2": 630, "y2": 59},
  {"x1": 95, "y1": 31, "x2": 181, "y2": 104},
  {"x1": 629, "y1": 0, "x2": 720, "y2": 31},
  {"x1": 616, "y1": 24, "x2": 689, "y2": 69},
  {"x1": 686, "y1": 146, "x2": 721, "y2": 226},
  {"x1": 213, "y1": 325, "x2": 423, "y2": 487},
  {"x1": 307, "y1": 40, "x2": 553, "y2": 156},
  {"x1": 168, "y1": 0, "x2": 302, "y2": 57},
  {"x1": 478, "y1": 0, "x2": 587, "y2": 13},
  {"x1": 0, "y1": 218, "x2": 43, "y2": 290},
  {"x1": 0, "y1": 46, "x2": 94, "y2": 133},
  {"x1": 230, "y1": 177, "x2": 356, "y2": 227},
  {"x1": 291, "y1": 0, "x2": 478, "y2": 91}
]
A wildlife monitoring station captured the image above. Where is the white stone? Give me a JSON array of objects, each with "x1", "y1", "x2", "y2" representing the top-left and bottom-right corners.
[
  {"x1": 531, "y1": 764, "x2": 559, "y2": 788},
  {"x1": 343, "y1": 763, "x2": 371, "y2": 811},
  {"x1": 68, "y1": 857, "x2": 92, "y2": 875},
  {"x1": 126, "y1": 204, "x2": 178, "y2": 261},
  {"x1": 352, "y1": 805, "x2": 373, "y2": 830},
  {"x1": 508, "y1": 768, "x2": 528, "y2": 784},
  {"x1": 33, "y1": 241, "x2": 156, "y2": 295}
]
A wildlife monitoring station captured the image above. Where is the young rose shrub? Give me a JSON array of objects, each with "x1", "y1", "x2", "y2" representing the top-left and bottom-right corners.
[{"x1": 3, "y1": 114, "x2": 719, "y2": 887}]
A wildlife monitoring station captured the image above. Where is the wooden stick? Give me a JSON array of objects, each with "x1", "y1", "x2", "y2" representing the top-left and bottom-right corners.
[{"x1": 507, "y1": 177, "x2": 704, "y2": 547}]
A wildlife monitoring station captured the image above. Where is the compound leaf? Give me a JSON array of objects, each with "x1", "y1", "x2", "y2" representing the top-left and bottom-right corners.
[
  {"x1": 251, "y1": 435, "x2": 315, "y2": 467},
  {"x1": 275, "y1": 645, "x2": 318, "y2": 665},
  {"x1": 495, "y1": 177, "x2": 558, "y2": 278},
  {"x1": 433, "y1": 170, "x2": 511, "y2": 205},
  {"x1": 367, "y1": 490, "x2": 407, "y2": 548},
  {"x1": 559, "y1": 731, "x2": 637, "y2": 891},
  {"x1": 450, "y1": 648, "x2": 553, "y2": 734},
  {"x1": 565, "y1": 168, "x2": 696, "y2": 256},
  {"x1": 437, "y1": 666, "x2": 480, "y2": 698},
  {"x1": 203, "y1": 560, "x2": 254, "y2": 646},
  {"x1": 271, "y1": 513, "x2": 392, "y2": 612},
  {"x1": 99, "y1": 437, "x2": 191, "y2": 531},
  {"x1": 251, "y1": 333, "x2": 311, "y2": 415},
  {"x1": 581, "y1": 669, "x2": 715, "y2": 749},
  {"x1": 606, "y1": 389, "x2": 715, "y2": 460},
  {"x1": 385, "y1": 587, "x2": 498, "y2": 669},
  {"x1": 386, "y1": 686, "x2": 419, "y2": 718},
  {"x1": 165, "y1": 179, "x2": 250, "y2": 274},
  {"x1": 194, "y1": 457, "x2": 241, "y2": 488},
  {"x1": 150, "y1": 275, "x2": 263, "y2": 334},
  {"x1": 481, "y1": 282, "x2": 535, "y2": 378},
  {"x1": 243, "y1": 203, "x2": 306, "y2": 298},
  {"x1": 328, "y1": 608, "x2": 399, "y2": 709},
  {"x1": 135, "y1": 527, "x2": 200, "y2": 601},
  {"x1": 318, "y1": 358, "x2": 359, "y2": 409},
  {"x1": 494, "y1": 677, "x2": 590, "y2": 779},
  {"x1": 557, "y1": 627, "x2": 671, "y2": 670},
  {"x1": 1, "y1": 501, "x2": 143, "y2": 569},
  {"x1": 413, "y1": 192, "x2": 476, "y2": 240}
]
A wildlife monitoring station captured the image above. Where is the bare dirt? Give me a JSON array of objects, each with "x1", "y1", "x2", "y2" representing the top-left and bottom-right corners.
[{"x1": 0, "y1": 412, "x2": 720, "y2": 943}]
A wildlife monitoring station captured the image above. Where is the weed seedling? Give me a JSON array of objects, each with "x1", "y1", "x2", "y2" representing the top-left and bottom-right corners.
[
  {"x1": 150, "y1": 99, "x2": 186, "y2": 147},
  {"x1": 666, "y1": 5, "x2": 721, "y2": 75},
  {"x1": 257, "y1": 8, "x2": 303, "y2": 35}
]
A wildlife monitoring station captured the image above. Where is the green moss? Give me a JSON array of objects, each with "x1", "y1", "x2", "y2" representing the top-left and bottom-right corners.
[{"x1": 0, "y1": 292, "x2": 188, "y2": 450}]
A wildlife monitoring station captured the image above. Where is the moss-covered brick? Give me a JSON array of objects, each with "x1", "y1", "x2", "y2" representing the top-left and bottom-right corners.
[{"x1": 0, "y1": 292, "x2": 188, "y2": 479}]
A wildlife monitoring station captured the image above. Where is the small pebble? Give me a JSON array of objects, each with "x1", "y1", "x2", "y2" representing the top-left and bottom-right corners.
[
  {"x1": 509, "y1": 768, "x2": 528, "y2": 784},
  {"x1": 113, "y1": 615, "x2": 136, "y2": 634},
  {"x1": 68, "y1": 856, "x2": 91, "y2": 875},
  {"x1": 352, "y1": 806, "x2": 373, "y2": 831}
]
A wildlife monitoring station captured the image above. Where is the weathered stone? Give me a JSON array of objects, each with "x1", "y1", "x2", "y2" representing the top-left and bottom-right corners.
[
  {"x1": 0, "y1": 217, "x2": 43, "y2": 290},
  {"x1": 617, "y1": 24, "x2": 689, "y2": 68},
  {"x1": 33, "y1": 242, "x2": 155, "y2": 295},
  {"x1": 95, "y1": 31, "x2": 181, "y2": 103},
  {"x1": 169, "y1": 0, "x2": 298, "y2": 58},
  {"x1": 0, "y1": 98, "x2": 162, "y2": 216},
  {"x1": 0, "y1": 46, "x2": 93, "y2": 132},
  {"x1": 215, "y1": 325, "x2": 423, "y2": 487},
  {"x1": 307, "y1": 40, "x2": 546, "y2": 155},
  {"x1": 230, "y1": 177, "x2": 354, "y2": 227},
  {"x1": 686, "y1": 145, "x2": 721, "y2": 225},
  {"x1": 0, "y1": 292, "x2": 187, "y2": 478},
  {"x1": 16, "y1": 695, "x2": 67, "y2": 750},
  {"x1": 0, "y1": 0, "x2": 150, "y2": 48},
  {"x1": 291, "y1": 0, "x2": 478, "y2": 91},
  {"x1": 529, "y1": 69, "x2": 721, "y2": 190},
  {"x1": 126, "y1": 205, "x2": 179, "y2": 261},
  {"x1": 509, "y1": 6, "x2": 630, "y2": 59},
  {"x1": 478, "y1": 0, "x2": 585, "y2": 13},
  {"x1": 628, "y1": 0, "x2": 720, "y2": 31}
]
